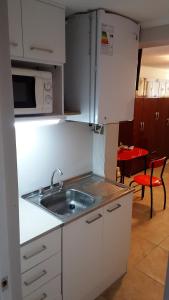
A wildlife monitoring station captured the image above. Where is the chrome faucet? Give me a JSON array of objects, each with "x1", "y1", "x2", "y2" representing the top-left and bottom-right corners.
[{"x1": 50, "y1": 168, "x2": 63, "y2": 191}]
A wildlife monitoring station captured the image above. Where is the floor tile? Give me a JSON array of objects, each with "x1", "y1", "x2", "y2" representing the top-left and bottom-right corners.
[
  {"x1": 136, "y1": 246, "x2": 168, "y2": 285},
  {"x1": 159, "y1": 236, "x2": 169, "y2": 252},
  {"x1": 101, "y1": 269, "x2": 164, "y2": 300},
  {"x1": 128, "y1": 236, "x2": 156, "y2": 267},
  {"x1": 132, "y1": 219, "x2": 169, "y2": 245}
]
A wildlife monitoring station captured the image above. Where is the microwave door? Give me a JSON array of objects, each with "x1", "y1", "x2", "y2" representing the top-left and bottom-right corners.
[{"x1": 13, "y1": 75, "x2": 38, "y2": 115}]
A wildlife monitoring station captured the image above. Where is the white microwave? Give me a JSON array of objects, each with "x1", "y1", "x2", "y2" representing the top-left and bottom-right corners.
[{"x1": 12, "y1": 68, "x2": 53, "y2": 115}]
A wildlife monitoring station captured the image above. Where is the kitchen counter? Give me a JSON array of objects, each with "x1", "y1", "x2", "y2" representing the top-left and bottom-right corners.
[
  {"x1": 19, "y1": 198, "x2": 63, "y2": 246},
  {"x1": 20, "y1": 173, "x2": 133, "y2": 239}
]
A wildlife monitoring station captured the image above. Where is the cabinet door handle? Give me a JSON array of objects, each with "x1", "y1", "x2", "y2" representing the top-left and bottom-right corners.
[
  {"x1": 156, "y1": 112, "x2": 159, "y2": 120},
  {"x1": 30, "y1": 46, "x2": 53, "y2": 54},
  {"x1": 142, "y1": 121, "x2": 144, "y2": 130},
  {"x1": 24, "y1": 270, "x2": 47, "y2": 287},
  {"x1": 34, "y1": 293, "x2": 47, "y2": 300},
  {"x1": 10, "y1": 41, "x2": 18, "y2": 47},
  {"x1": 86, "y1": 213, "x2": 102, "y2": 224},
  {"x1": 140, "y1": 122, "x2": 142, "y2": 131},
  {"x1": 166, "y1": 118, "x2": 169, "y2": 126},
  {"x1": 107, "y1": 203, "x2": 121, "y2": 213},
  {"x1": 23, "y1": 245, "x2": 47, "y2": 260},
  {"x1": 155, "y1": 112, "x2": 157, "y2": 120}
]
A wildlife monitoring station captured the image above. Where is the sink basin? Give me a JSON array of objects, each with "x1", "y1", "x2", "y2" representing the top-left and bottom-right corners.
[{"x1": 40, "y1": 189, "x2": 95, "y2": 217}]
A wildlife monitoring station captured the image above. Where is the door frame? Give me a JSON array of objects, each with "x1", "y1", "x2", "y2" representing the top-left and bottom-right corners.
[{"x1": 0, "y1": 0, "x2": 22, "y2": 299}]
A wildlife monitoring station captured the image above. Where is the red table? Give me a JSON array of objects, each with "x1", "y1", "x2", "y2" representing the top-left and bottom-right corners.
[{"x1": 117, "y1": 147, "x2": 149, "y2": 183}]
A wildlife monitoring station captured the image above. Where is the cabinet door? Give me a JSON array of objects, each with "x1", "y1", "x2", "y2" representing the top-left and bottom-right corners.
[
  {"x1": 103, "y1": 193, "x2": 132, "y2": 290},
  {"x1": 96, "y1": 11, "x2": 139, "y2": 124},
  {"x1": 22, "y1": 0, "x2": 65, "y2": 64},
  {"x1": 7, "y1": 0, "x2": 23, "y2": 57},
  {"x1": 62, "y1": 208, "x2": 104, "y2": 300}
]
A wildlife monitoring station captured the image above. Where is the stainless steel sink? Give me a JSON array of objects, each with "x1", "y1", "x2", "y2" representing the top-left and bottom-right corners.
[{"x1": 40, "y1": 189, "x2": 95, "y2": 217}]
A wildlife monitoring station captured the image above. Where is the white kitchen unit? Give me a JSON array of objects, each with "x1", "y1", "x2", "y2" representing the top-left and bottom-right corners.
[
  {"x1": 7, "y1": 0, "x2": 23, "y2": 57},
  {"x1": 65, "y1": 9, "x2": 140, "y2": 123},
  {"x1": 62, "y1": 192, "x2": 133, "y2": 300},
  {"x1": 7, "y1": 0, "x2": 65, "y2": 64},
  {"x1": 21, "y1": 229, "x2": 62, "y2": 300}
]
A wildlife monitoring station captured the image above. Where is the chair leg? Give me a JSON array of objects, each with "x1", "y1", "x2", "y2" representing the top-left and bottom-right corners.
[
  {"x1": 129, "y1": 180, "x2": 134, "y2": 187},
  {"x1": 141, "y1": 186, "x2": 145, "y2": 199},
  {"x1": 162, "y1": 180, "x2": 167, "y2": 210},
  {"x1": 150, "y1": 186, "x2": 153, "y2": 218}
]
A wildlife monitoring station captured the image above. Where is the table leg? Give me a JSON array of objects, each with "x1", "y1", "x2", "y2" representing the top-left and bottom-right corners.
[
  {"x1": 120, "y1": 161, "x2": 125, "y2": 184},
  {"x1": 144, "y1": 155, "x2": 147, "y2": 175}
]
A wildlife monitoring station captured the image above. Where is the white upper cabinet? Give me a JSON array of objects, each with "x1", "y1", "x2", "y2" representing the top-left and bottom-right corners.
[
  {"x1": 65, "y1": 10, "x2": 139, "y2": 123},
  {"x1": 7, "y1": 0, "x2": 23, "y2": 57},
  {"x1": 7, "y1": 0, "x2": 65, "y2": 64},
  {"x1": 22, "y1": 0, "x2": 65, "y2": 64}
]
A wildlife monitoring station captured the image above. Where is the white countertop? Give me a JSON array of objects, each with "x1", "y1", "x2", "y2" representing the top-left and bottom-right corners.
[{"x1": 19, "y1": 198, "x2": 63, "y2": 245}]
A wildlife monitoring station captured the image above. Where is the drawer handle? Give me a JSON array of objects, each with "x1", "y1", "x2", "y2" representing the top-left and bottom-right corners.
[
  {"x1": 34, "y1": 293, "x2": 47, "y2": 300},
  {"x1": 107, "y1": 204, "x2": 121, "y2": 213},
  {"x1": 10, "y1": 41, "x2": 18, "y2": 47},
  {"x1": 24, "y1": 270, "x2": 47, "y2": 287},
  {"x1": 30, "y1": 46, "x2": 53, "y2": 54},
  {"x1": 86, "y1": 213, "x2": 102, "y2": 224},
  {"x1": 23, "y1": 245, "x2": 47, "y2": 260}
]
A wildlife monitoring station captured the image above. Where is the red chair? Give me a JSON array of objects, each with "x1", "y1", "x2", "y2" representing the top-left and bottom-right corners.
[{"x1": 130, "y1": 157, "x2": 167, "y2": 218}]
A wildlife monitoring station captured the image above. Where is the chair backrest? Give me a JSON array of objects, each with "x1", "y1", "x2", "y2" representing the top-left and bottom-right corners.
[{"x1": 149, "y1": 157, "x2": 168, "y2": 182}]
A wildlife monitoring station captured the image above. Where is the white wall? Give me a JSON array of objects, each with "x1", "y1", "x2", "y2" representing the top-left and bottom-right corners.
[
  {"x1": 15, "y1": 121, "x2": 93, "y2": 195},
  {"x1": 140, "y1": 65, "x2": 169, "y2": 80}
]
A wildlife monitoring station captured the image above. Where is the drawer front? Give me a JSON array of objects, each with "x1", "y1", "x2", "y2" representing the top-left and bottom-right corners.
[
  {"x1": 22, "y1": 254, "x2": 61, "y2": 297},
  {"x1": 21, "y1": 229, "x2": 61, "y2": 273},
  {"x1": 24, "y1": 276, "x2": 62, "y2": 300}
]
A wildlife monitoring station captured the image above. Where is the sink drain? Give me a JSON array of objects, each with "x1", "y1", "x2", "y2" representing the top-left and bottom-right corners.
[{"x1": 69, "y1": 203, "x2": 76, "y2": 210}]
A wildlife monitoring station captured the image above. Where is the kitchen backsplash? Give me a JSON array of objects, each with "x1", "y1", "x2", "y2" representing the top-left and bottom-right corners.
[{"x1": 15, "y1": 121, "x2": 93, "y2": 196}]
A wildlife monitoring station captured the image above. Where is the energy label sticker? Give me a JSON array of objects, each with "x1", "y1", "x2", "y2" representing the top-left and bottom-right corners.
[{"x1": 101, "y1": 24, "x2": 114, "y2": 56}]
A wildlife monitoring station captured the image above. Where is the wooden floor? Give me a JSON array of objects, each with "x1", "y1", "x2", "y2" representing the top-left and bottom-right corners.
[{"x1": 96, "y1": 163, "x2": 169, "y2": 300}]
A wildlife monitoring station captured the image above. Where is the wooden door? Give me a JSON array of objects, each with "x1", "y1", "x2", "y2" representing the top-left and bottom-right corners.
[
  {"x1": 133, "y1": 97, "x2": 144, "y2": 147},
  {"x1": 22, "y1": 0, "x2": 65, "y2": 64},
  {"x1": 157, "y1": 99, "x2": 169, "y2": 157},
  {"x1": 141, "y1": 98, "x2": 158, "y2": 153}
]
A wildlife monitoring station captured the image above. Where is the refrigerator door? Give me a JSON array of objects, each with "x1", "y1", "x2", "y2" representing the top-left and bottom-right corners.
[{"x1": 94, "y1": 10, "x2": 139, "y2": 124}]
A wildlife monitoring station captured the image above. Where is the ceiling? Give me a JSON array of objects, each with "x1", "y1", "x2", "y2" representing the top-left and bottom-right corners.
[
  {"x1": 63, "y1": 0, "x2": 169, "y2": 28},
  {"x1": 142, "y1": 46, "x2": 169, "y2": 69}
]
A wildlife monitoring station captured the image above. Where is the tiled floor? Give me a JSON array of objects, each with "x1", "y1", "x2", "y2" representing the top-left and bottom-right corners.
[{"x1": 97, "y1": 164, "x2": 169, "y2": 300}]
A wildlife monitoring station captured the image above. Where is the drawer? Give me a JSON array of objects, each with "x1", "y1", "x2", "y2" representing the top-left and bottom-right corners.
[
  {"x1": 24, "y1": 275, "x2": 62, "y2": 300},
  {"x1": 22, "y1": 253, "x2": 61, "y2": 297},
  {"x1": 21, "y1": 229, "x2": 61, "y2": 273}
]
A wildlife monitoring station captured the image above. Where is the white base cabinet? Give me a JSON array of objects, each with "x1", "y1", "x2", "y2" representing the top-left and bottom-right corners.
[
  {"x1": 103, "y1": 194, "x2": 132, "y2": 291},
  {"x1": 62, "y1": 208, "x2": 104, "y2": 300},
  {"x1": 62, "y1": 193, "x2": 132, "y2": 300}
]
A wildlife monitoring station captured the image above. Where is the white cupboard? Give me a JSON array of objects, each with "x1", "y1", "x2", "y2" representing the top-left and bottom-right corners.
[
  {"x1": 7, "y1": 0, "x2": 23, "y2": 57},
  {"x1": 62, "y1": 208, "x2": 104, "y2": 300},
  {"x1": 62, "y1": 192, "x2": 133, "y2": 300},
  {"x1": 103, "y1": 194, "x2": 132, "y2": 290},
  {"x1": 22, "y1": 0, "x2": 65, "y2": 64},
  {"x1": 65, "y1": 10, "x2": 139, "y2": 123},
  {"x1": 7, "y1": 0, "x2": 65, "y2": 64}
]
